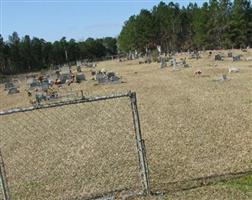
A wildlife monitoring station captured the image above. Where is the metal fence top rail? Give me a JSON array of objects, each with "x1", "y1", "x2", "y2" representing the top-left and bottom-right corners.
[{"x1": 0, "y1": 90, "x2": 134, "y2": 116}]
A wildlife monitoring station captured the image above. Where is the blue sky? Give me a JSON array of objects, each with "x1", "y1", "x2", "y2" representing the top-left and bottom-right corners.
[{"x1": 1, "y1": 0, "x2": 204, "y2": 42}]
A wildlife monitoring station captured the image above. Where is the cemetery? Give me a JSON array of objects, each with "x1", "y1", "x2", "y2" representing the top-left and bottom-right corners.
[
  {"x1": 1, "y1": 49, "x2": 251, "y2": 107},
  {"x1": 0, "y1": 48, "x2": 252, "y2": 200},
  {"x1": 1, "y1": 0, "x2": 252, "y2": 198}
]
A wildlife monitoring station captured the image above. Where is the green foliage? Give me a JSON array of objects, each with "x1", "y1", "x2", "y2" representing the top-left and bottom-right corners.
[
  {"x1": 0, "y1": 34, "x2": 117, "y2": 74},
  {"x1": 118, "y1": 0, "x2": 252, "y2": 52}
]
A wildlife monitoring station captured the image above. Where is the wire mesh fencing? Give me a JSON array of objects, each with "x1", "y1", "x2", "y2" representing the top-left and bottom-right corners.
[{"x1": 0, "y1": 91, "x2": 149, "y2": 200}]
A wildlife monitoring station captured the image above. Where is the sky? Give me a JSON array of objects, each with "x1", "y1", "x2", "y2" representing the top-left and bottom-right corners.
[{"x1": 0, "y1": 0, "x2": 204, "y2": 42}]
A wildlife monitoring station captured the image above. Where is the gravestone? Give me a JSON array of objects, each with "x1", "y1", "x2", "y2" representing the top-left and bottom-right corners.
[
  {"x1": 4, "y1": 82, "x2": 15, "y2": 91},
  {"x1": 76, "y1": 73, "x2": 86, "y2": 83},
  {"x1": 59, "y1": 73, "x2": 70, "y2": 84},
  {"x1": 172, "y1": 58, "x2": 177, "y2": 70},
  {"x1": 228, "y1": 52, "x2": 232, "y2": 57},
  {"x1": 28, "y1": 78, "x2": 41, "y2": 89},
  {"x1": 228, "y1": 67, "x2": 240, "y2": 73},
  {"x1": 232, "y1": 55, "x2": 240, "y2": 61},
  {"x1": 8, "y1": 87, "x2": 19, "y2": 95},
  {"x1": 160, "y1": 57, "x2": 167, "y2": 69},
  {"x1": 215, "y1": 54, "x2": 223, "y2": 61},
  {"x1": 96, "y1": 71, "x2": 120, "y2": 84},
  {"x1": 220, "y1": 74, "x2": 229, "y2": 81},
  {"x1": 35, "y1": 92, "x2": 47, "y2": 103},
  {"x1": 41, "y1": 79, "x2": 49, "y2": 91},
  {"x1": 77, "y1": 65, "x2": 82, "y2": 72}
]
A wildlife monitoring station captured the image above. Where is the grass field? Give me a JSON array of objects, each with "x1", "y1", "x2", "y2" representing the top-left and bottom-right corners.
[{"x1": 0, "y1": 49, "x2": 252, "y2": 199}]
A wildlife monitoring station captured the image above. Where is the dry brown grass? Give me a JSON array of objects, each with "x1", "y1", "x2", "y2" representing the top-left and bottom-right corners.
[
  {"x1": 0, "y1": 49, "x2": 252, "y2": 199},
  {"x1": 0, "y1": 98, "x2": 142, "y2": 199}
]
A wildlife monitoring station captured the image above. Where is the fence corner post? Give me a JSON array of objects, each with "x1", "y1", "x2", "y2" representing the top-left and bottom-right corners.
[{"x1": 129, "y1": 92, "x2": 150, "y2": 195}]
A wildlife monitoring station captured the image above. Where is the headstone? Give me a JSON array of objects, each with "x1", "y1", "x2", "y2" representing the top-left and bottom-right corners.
[
  {"x1": 96, "y1": 73, "x2": 107, "y2": 83},
  {"x1": 172, "y1": 58, "x2": 177, "y2": 70},
  {"x1": 157, "y1": 45, "x2": 161, "y2": 56},
  {"x1": 8, "y1": 87, "x2": 19, "y2": 95},
  {"x1": 4, "y1": 82, "x2": 15, "y2": 91},
  {"x1": 77, "y1": 65, "x2": 81, "y2": 72},
  {"x1": 35, "y1": 92, "x2": 47, "y2": 103},
  {"x1": 29, "y1": 79, "x2": 41, "y2": 89},
  {"x1": 215, "y1": 54, "x2": 223, "y2": 61},
  {"x1": 160, "y1": 57, "x2": 167, "y2": 69},
  {"x1": 109, "y1": 75, "x2": 120, "y2": 82},
  {"x1": 56, "y1": 70, "x2": 60, "y2": 78},
  {"x1": 232, "y1": 55, "x2": 240, "y2": 61},
  {"x1": 76, "y1": 73, "x2": 86, "y2": 83},
  {"x1": 41, "y1": 80, "x2": 49, "y2": 91},
  {"x1": 228, "y1": 67, "x2": 240, "y2": 73},
  {"x1": 59, "y1": 73, "x2": 70, "y2": 84},
  {"x1": 228, "y1": 52, "x2": 232, "y2": 57},
  {"x1": 222, "y1": 74, "x2": 227, "y2": 80},
  {"x1": 95, "y1": 71, "x2": 120, "y2": 84}
]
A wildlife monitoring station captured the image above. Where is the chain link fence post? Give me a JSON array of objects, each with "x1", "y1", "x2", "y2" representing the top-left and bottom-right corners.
[
  {"x1": 0, "y1": 149, "x2": 10, "y2": 200},
  {"x1": 129, "y1": 91, "x2": 150, "y2": 195}
]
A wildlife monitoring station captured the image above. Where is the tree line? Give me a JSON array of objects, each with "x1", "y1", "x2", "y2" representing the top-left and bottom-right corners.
[
  {"x1": 0, "y1": 33, "x2": 117, "y2": 74},
  {"x1": 118, "y1": 0, "x2": 252, "y2": 53}
]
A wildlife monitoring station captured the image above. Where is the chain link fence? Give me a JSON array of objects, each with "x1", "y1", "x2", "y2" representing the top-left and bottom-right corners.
[{"x1": 0, "y1": 91, "x2": 149, "y2": 200}]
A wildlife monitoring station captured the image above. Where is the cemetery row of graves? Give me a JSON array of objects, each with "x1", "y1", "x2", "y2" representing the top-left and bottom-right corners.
[
  {"x1": 3, "y1": 61, "x2": 121, "y2": 105},
  {"x1": 2, "y1": 50, "x2": 252, "y2": 107},
  {"x1": 2, "y1": 49, "x2": 252, "y2": 107}
]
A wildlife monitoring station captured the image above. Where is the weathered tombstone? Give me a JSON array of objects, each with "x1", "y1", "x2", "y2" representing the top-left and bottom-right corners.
[
  {"x1": 4, "y1": 82, "x2": 15, "y2": 91},
  {"x1": 228, "y1": 67, "x2": 240, "y2": 73},
  {"x1": 77, "y1": 65, "x2": 82, "y2": 72},
  {"x1": 28, "y1": 78, "x2": 41, "y2": 89},
  {"x1": 195, "y1": 51, "x2": 200, "y2": 59},
  {"x1": 41, "y1": 80, "x2": 49, "y2": 91},
  {"x1": 76, "y1": 73, "x2": 86, "y2": 83},
  {"x1": 215, "y1": 54, "x2": 223, "y2": 61},
  {"x1": 95, "y1": 71, "x2": 120, "y2": 84},
  {"x1": 232, "y1": 55, "x2": 240, "y2": 61},
  {"x1": 109, "y1": 75, "x2": 120, "y2": 82},
  {"x1": 157, "y1": 45, "x2": 161, "y2": 56},
  {"x1": 59, "y1": 73, "x2": 70, "y2": 84},
  {"x1": 222, "y1": 74, "x2": 227, "y2": 80},
  {"x1": 220, "y1": 74, "x2": 228, "y2": 81},
  {"x1": 95, "y1": 73, "x2": 104, "y2": 82},
  {"x1": 8, "y1": 87, "x2": 19, "y2": 95},
  {"x1": 160, "y1": 57, "x2": 167, "y2": 69},
  {"x1": 35, "y1": 92, "x2": 47, "y2": 103},
  {"x1": 228, "y1": 52, "x2": 232, "y2": 57},
  {"x1": 172, "y1": 58, "x2": 177, "y2": 70},
  {"x1": 56, "y1": 70, "x2": 60, "y2": 78}
]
